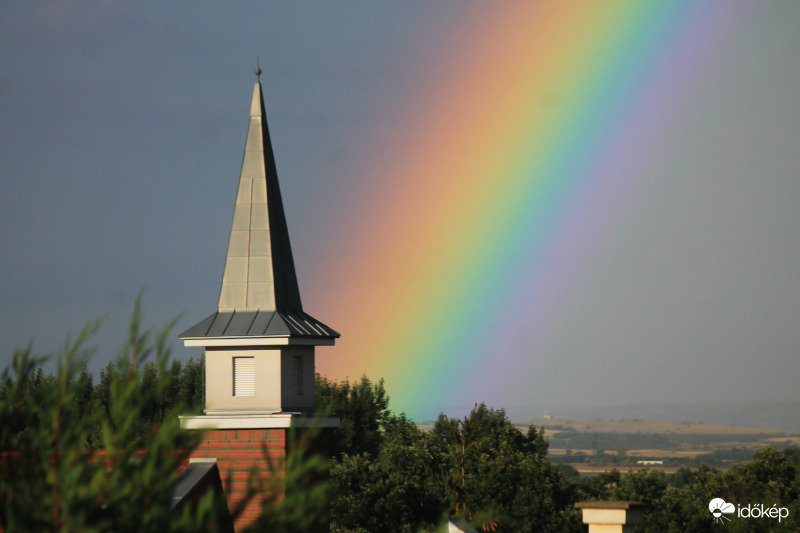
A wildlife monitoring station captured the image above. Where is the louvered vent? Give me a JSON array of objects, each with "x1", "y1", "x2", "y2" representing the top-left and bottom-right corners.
[
  {"x1": 292, "y1": 355, "x2": 304, "y2": 396},
  {"x1": 233, "y1": 356, "x2": 255, "y2": 397}
]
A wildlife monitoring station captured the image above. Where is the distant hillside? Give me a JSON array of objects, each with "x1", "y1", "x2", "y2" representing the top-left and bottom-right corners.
[
  {"x1": 525, "y1": 418, "x2": 800, "y2": 472},
  {"x1": 530, "y1": 418, "x2": 798, "y2": 436},
  {"x1": 510, "y1": 400, "x2": 800, "y2": 432}
]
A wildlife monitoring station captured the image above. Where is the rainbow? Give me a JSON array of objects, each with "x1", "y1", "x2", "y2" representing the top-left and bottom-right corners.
[{"x1": 311, "y1": 1, "x2": 750, "y2": 420}]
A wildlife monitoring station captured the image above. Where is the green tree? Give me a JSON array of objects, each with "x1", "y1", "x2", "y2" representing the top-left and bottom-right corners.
[
  {"x1": 315, "y1": 374, "x2": 391, "y2": 458},
  {"x1": 0, "y1": 296, "x2": 330, "y2": 532},
  {"x1": 330, "y1": 416, "x2": 445, "y2": 533},
  {"x1": 613, "y1": 469, "x2": 668, "y2": 506},
  {"x1": 0, "y1": 306, "x2": 221, "y2": 532},
  {"x1": 721, "y1": 447, "x2": 800, "y2": 532},
  {"x1": 592, "y1": 449, "x2": 800, "y2": 532},
  {"x1": 330, "y1": 402, "x2": 583, "y2": 532},
  {"x1": 429, "y1": 403, "x2": 580, "y2": 532}
]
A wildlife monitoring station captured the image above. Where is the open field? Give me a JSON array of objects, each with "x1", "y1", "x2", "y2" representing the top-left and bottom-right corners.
[
  {"x1": 528, "y1": 418, "x2": 800, "y2": 436},
  {"x1": 518, "y1": 418, "x2": 800, "y2": 473},
  {"x1": 567, "y1": 465, "x2": 687, "y2": 474},
  {"x1": 548, "y1": 448, "x2": 700, "y2": 458}
]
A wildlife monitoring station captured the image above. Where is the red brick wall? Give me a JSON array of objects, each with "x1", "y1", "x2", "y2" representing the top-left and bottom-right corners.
[{"x1": 191, "y1": 428, "x2": 287, "y2": 531}]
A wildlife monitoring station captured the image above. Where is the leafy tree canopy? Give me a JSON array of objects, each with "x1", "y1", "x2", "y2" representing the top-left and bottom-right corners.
[
  {"x1": 315, "y1": 374, "x2": 391, "y2": 459},
  {"x1": 0, "y1": 295, "x2": 329, "y2": 533},
  {"x1": 0, "y1": 298, "x2": 216, "y2": 532}
]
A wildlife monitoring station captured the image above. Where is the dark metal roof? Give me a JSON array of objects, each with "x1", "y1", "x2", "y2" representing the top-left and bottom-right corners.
[
  {"x1": 172, "y1": 461, "x2": 218, "y2": 510},
  {"x1": 171, "y1": 462, "x2": 234, "y2": 533},
  {"x1": 180, "y1": 310, "x2": 339, "y2": 339}
]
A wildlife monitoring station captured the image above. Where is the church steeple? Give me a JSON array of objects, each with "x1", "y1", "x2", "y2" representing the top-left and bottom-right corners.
[
  {"x1": 178, "y1": 71, "x2": 340, "y2": 532},
  {"x1": 180, "y1": 73, "x2": 338, "y2": 343},
  {"x1": 217, "y1": 74, "x2": 303, "y2": 312}
]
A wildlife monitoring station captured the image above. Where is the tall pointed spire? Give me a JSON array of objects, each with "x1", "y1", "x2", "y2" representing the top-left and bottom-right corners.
[
  {"x1": 217, "y1": 75, "x2": 303, "y2": 312},
  {"x1": 180, "y1": 72, "x2": 338, "y2": 343}
]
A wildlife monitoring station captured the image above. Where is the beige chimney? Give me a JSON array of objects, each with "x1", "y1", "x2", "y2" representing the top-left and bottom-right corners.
[{"x1": 575, "y1": 501, "x2": 646, "y2": 533}]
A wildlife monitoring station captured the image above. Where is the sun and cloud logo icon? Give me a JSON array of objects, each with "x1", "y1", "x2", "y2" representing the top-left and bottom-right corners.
[{"x1": 709, "y1": 498, "x2": 735, "y2": 524}]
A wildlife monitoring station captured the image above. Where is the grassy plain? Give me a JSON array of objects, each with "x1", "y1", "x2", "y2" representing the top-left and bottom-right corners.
[{"x1": 525, "y1": 419, "x2": 800, "y2": 473}]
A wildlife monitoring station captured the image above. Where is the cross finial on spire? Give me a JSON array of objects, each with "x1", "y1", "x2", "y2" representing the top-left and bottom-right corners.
[{"x1": 255, "y1": 58, "x2": 262, "y2": 81}]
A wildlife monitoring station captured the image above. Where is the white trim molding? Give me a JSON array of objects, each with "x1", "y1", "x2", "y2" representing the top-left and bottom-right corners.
[
  {"x1": 179, "y1": 413, "x2": 340, "y2": 430},
  {"x1": 183, "y1": 337, "x2": 335, "y2": 348}
]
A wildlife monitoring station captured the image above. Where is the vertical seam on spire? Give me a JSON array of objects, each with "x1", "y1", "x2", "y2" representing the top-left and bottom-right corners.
[{"x1": 245, "y1": 177, "x2": 254, "y2": 308}]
